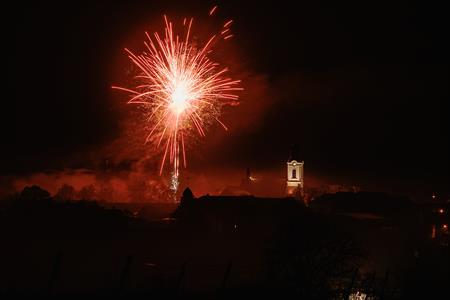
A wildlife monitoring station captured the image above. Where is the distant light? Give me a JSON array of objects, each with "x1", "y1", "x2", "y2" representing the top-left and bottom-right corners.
[
  {"x1": 438, "y1": 208, "x2": 444, "y2": 214},
  {"x1": 349, "y1": 291, "x2": 367, "y2": 300},
  {"x1": 443, "y1": 224, "x2": 448, "y2": 230},
  {"x1": 432, "y1": 194, "x2": 436, "y2": 199}
]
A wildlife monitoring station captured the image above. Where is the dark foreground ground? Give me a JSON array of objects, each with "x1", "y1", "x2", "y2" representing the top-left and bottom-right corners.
[{"x1": 0, "y1": 188, "x2": 448, "y2": 299}]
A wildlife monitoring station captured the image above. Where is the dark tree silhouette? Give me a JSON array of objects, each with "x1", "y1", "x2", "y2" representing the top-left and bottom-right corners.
[
  {"x1": 180, "y1": 187, "x2": 194, "y2": 205},
  {"x1": 266, "y1": 220, "x2": 364, "y2": 299},
  {"x1": 19, "y1": 185, "x2": 50, "y2": 201},
  {"x1": 77, "y1": 184, "x2": 96, "y2": 200},
  {"x1": 55, "y1": 184, "x2": 76, "y2": 201}
]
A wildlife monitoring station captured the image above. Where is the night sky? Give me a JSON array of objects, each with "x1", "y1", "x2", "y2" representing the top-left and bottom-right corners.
[{"x1": 5, "y1": 1, "x2": 449, "y2": 196}]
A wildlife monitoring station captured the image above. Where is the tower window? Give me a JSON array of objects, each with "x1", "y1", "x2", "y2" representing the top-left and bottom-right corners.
[{"x1": 292, "y1": 169, "x2": 297, "y2": 179}]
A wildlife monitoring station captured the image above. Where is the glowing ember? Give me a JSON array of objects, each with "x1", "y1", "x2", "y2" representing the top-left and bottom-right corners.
[{"x1": 113, "y1": 13, "x2": 241, "y2": 193}]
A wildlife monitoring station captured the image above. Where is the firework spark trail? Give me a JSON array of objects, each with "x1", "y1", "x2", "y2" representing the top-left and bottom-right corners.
[
  {"x1": 113, "y1": 13, "x2": 241, "y2": 192},
  {"x1": 209, "y1": 5, "x2": 218, "y2": 16}
]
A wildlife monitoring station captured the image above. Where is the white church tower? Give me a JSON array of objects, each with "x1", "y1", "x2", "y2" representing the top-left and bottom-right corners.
[{"x1": 286, "y1": 146, "x2": 304, "y2": 197}]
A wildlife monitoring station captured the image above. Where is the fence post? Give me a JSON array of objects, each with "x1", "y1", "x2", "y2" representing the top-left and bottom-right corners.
[
  {"x1": 176, "y1": 262, "x2": 187, "y2": 293},
  {"x1": 118, "y1": 255, "x2": 133, "y2": 294},
  {"x1": 48, "y1": 250, "x2": 63, "y2": 295},
  {"x1": 221, "y1": 262, "x2": 232, "y2": 290},
  {"x1": 380, "y1": 268, "x2": 390, "y2": 300}
]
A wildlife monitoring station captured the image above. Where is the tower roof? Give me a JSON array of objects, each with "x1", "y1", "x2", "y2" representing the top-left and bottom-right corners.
[{"x1": 288, "y1": 144, "x2": 301, "y2": 161}]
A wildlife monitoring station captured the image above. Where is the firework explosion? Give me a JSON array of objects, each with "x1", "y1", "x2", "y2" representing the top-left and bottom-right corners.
[{"x1": 113, "y1": 11, "x2": 241, "y2": 195}]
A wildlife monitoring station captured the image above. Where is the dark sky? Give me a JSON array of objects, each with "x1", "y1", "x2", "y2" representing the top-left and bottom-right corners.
[{"x1": 4, "y1": 0, "x2": 449, "y2": 195}]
